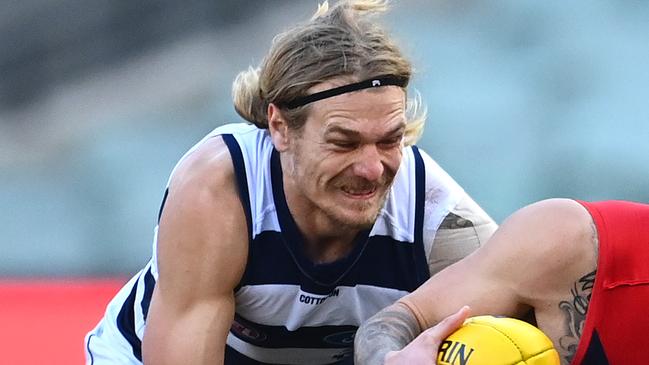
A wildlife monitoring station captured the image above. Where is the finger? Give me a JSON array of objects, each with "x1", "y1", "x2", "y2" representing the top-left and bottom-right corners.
[{"x1": 427, "y1": 306, "x2": 470, "y2": 340}]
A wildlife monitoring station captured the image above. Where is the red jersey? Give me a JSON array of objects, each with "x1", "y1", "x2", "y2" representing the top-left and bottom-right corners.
[{"x1": 572, "y1": 200, "x2": 649, "y2": 365}]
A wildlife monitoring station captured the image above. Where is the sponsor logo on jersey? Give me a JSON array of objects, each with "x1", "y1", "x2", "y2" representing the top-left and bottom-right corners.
[{"x1": 298, "y1": 288, "x2": 340, "y2": 305}]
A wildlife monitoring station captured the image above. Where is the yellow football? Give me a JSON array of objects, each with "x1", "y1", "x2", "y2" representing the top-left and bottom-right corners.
[{"x1": 437, "y1": 315, "x2": 560, "y2": 365}]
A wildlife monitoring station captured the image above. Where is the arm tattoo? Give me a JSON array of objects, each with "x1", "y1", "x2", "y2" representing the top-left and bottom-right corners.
[
  {"x1": 558, "y1": 270, "x2": 596, "y2": 363},
  {"x1": 354, "y1": 303, "x2": 421, "y2": 365},
  {"x1": 438, "y1": 212, "x2": 474, "y2": 229}
]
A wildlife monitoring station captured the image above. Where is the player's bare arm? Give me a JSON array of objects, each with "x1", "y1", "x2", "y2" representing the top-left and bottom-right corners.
[
  {"x1": 484, "y1": 199, "x2": 596, "y2": 365},
  {"x1": 142, "y1": 136, "x2": 248, "y2": 365},
  {"x1": 354, "y1": 302, "x2": 422, "y2": 364},
  {"x1": 356, "y1": 198, "x2": 598, "y2": 364},
  {"x1": 355, "y1": 193, "x2": 497, "y2": 364},
  {"x1": 355, "y1": 228, "x2": 522, "y2": 364},
  {"x1": 557, "y1": 270, "x2": 596, "y2": 364},
  {"x1": 524, "y1": 200, "x2": 598, "y2": 364}
]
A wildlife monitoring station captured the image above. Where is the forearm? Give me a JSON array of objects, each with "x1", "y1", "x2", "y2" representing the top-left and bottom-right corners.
[{"x1": 354, "y1": 301, "x2": 423, "y2": 365}]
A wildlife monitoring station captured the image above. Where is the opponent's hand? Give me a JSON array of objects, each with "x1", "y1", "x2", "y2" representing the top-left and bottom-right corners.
[{"x1": 383, "y1": 306, "x2": 470, "y2": 365}]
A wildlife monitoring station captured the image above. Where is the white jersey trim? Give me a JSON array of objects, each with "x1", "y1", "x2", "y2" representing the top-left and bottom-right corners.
[{"x1": 234, "y1": 284, "x2": 409, "y2": 329}]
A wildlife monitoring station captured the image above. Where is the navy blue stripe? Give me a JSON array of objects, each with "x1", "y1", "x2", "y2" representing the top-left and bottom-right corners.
[
  {"x1": 230, "y1": 313, "x2": 356, "y2": 349},
  {"x1": 86, "y1": 333, "x2": 95, "y2": 364},
  {"x1": 222, "y1": 134, "x2": 253, "y2": 242},
  {"x1": 141, "y1": 267, "x2": 155, "y2": 320},
  {"x1": 346, "y1": 234, "x2": 425, "y2": 292},
  {"x1": 116, "y1": 277, "x2": 142, "y2": 361},
  {"x1": 222, "y1": 133, "x2": 253, "y2": 292},
  {"x1": 157, "y1": 188, "x2": 169, "y2": 223},
  {"x1": 225, "y1": 346, "x2": 272, "y2": 365},
  {"x1": 269, "y1": 148, "x2": 310, "y2": 271},
  {"x1": 242, "y1": 231, "x2": 424, "y2": 293},
  {"x1": 411, "y1": 146, "x2": 431, "y2": 285}
]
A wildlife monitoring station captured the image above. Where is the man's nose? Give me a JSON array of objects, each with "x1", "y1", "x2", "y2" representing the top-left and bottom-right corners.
[{"x1": 351, "y1": 144, "x2": 384, "y2": 182}]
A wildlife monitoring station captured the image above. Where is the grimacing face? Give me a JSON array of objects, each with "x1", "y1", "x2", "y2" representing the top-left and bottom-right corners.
[{"x1": 277, "y1": 82, "x2": 407, "y2": 231}]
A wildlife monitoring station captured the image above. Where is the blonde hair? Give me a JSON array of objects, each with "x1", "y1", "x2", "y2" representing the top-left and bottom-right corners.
[{"x1": 232, "y1": 0, "x2": 426, "y2": 145}]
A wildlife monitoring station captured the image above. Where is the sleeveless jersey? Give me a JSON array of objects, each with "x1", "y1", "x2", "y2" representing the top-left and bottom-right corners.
[
  {"x1": 85, "y1": 123, "x2": 468, "y2": 365},
  {"x1": 572, "y1": 200, "x2": 649, "y2": 365}
]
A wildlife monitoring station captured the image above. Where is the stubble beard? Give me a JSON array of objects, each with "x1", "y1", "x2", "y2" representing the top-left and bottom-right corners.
[
  {"x1": 324, "y1": 178, "x2": 393, "y2": 231},
  {"x1": 289, "y1": 174, "x2": 388, "y2": 232},
  {"x1": 287, "y1": 143, "x2": 394, "y2": 232}
]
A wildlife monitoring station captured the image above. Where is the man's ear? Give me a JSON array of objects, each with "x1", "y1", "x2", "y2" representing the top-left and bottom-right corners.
[{"x1": 268, "y1": 103, "x2": 290, "y2": 151}]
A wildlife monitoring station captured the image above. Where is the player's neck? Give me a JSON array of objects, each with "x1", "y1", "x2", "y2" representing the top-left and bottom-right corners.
[
  {"x1": 286, "y1": 198, "x2": 362, "y2": 264},
  {"x1": 304, "y1": 236, "x2": 359, "y2": 264}
]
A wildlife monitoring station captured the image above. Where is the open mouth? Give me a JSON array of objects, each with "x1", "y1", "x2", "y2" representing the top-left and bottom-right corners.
[{"x1": 340, "y1": 185, "x2": 378, "y2": 199}]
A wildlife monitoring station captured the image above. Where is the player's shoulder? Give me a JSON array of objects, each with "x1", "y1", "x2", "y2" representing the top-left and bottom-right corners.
[
  {"x1": 509, "y1": 198, "x2": 593, "y2": 244},
  {"x1": 170, "y1": 122, "x2": 264, "y2": 187},
  {"x1": 156, "y1": 134, "x2": 249, "y2": 296},
  {"x1": 170, "y1": 135, "x2": 235, "y2": 196},
  {"x1": 161, "y1": 134, "x2": 248, "y2": 234},
  {"x1": 492, "y1": 199, "x2": 597, "y2": 301},
  {"x1": 159, "y1": 134, "x2": 248, "y2": 256},
  {"x1": 492, "y1": 198, "x2": 595, "y2": 260}
]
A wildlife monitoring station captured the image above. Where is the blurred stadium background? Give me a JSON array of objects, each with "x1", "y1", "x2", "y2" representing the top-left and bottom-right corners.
[{"x1": 1, "y1": 0, "x2": 648, "y2": 363}]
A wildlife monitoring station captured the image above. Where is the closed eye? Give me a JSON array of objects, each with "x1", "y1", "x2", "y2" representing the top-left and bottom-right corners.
[
  {"x1": 379, "y1": 135, "x2": 403, "y2": 148},
  {"x1": 330, "y1": 140, "x2": 359, "y2": 150}
]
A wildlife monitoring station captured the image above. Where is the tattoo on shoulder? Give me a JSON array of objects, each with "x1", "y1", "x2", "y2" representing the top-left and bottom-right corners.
[
  {"x1": 439, "y1": 213, "x2": 474, "y2": 229},
  {"x1": 354, "y1": 304, "x2": 421, "y2": 364},
  {"x1": 558, "y1": 270, "x2": 596, "y2": 363}
]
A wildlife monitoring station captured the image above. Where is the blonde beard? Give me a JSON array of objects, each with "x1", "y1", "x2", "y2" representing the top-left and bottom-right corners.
[
  {"x1": 321, "y1": 188, "x2": 390, "y2": 231},
  {"x1": 284, "y1": 141, "x2": 393, "y2": 232}
]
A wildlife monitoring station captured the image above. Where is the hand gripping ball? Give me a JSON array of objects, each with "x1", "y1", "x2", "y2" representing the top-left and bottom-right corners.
[{"x1": 437, "y1": 316, "x2": 560, "y2": 365}]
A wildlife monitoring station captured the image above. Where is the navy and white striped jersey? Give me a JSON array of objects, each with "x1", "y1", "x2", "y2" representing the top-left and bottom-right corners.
[{"x1": 85, "y1": 122, "x2": 474, "y2": 365}]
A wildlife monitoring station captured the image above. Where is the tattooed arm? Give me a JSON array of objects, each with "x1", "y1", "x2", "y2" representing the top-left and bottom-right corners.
[
  {"x1": 354, "y1": 303, "x2": 469, "y2": 365},
  {"x1": 425, "y1": 196, "x2": 498, "y2": 276},
  {"x1": 354, "y1": 303, "x2": 421, "y2": 364},
  {"x1": 555, "y1": 217, "x2": 598, "y2": 363},
  {"x1": 354, "y1": 205, "x2": 526, "y2": 364},
  {"x1": 355, "y1": 199, "x2": 599, "y2": 365},
  {"x1": 558, "y1": 270, "x2": 596, "y2": 364}
]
